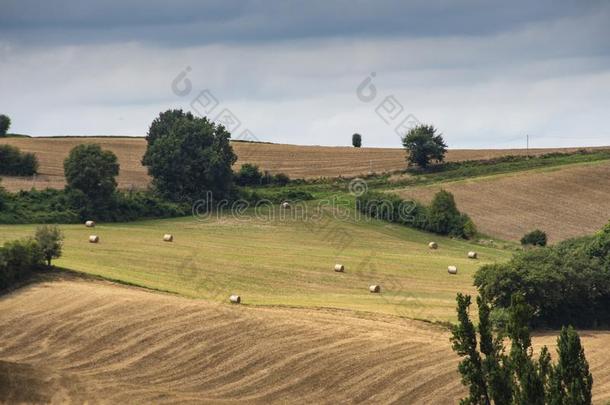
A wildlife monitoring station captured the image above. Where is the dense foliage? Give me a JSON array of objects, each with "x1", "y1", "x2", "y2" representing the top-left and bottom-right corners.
[
  {"x1": 0, "y1": 144, "x2": 39, "y2": 176},
  {"x1": 402, "y1": 124, "x2": 447, "y2": 168},
  {"x1": 142, "y1": 109, "x2": 237, "y2": 202},
  {"x1": 475, "y1": 222, "x2": 610, "y2": 328},
  {"x1": 0, "y1": 237, "x2": 44, "y2": 290},
  {"x1": 235, "y1": 164, "x2": 290, "y2": 186},
  {"x1": 452, "y1": 293, "x2": 592, "y2": 405},
  {"x1": 355, "y1": 189, "x2": 475, "y2": 238},
  {"x1": 34, "y1": 225, "x2": 64, "y2": 267},
  {"x1": 427, "y1": 190, "x2": 476, "y2": 238},
  {"x1": 0, "y1": 188, "x2": 189, "y2": 224},
  {"x1": 521, "y1": 229, "x2": 548, "y2": 247},
  {"x1": 0, "y1": 114, "x2": 10, "y2": 137},
  {"x1": 64, "y1": 144, "x2": 120, "y2": 210},
  {"x1": 352, "y1": 133, "x2": 362, "y2": 148}
]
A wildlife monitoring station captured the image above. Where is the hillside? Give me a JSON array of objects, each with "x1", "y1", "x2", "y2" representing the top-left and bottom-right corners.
[
  {"x1": 0, "y1": 210, "x2": 512, "y2": 322},
  {"x1": 394, "y1": 160, "x2": 610, "y2": 243},
  {"x1": 2, "y1": 277, "x2": 610, "y2": 404},
  {"x1": 1, "y1": 136, "x2": 606, "y2": 191}
]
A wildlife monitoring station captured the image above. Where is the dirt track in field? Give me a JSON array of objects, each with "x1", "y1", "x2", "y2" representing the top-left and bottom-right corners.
[
  {"x1": 394, "y1": 161, "x2": 610, "y2": 243},
  {"x1": 1, "y1": 277, "x2": 610, "y2": 404},
  {"x1": 1, "y1": 136, "x2": 606, "y2": 190}
]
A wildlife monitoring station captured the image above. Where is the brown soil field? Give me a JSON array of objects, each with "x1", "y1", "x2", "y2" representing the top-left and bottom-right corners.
[
  {"x1": 1, "y1": 136, "x2": 606, "y2": 191},
  {"x1": 394, "y1": 161, "x2": 610, "y2": 243},
  {"x1": 1, "y1": 277, "x2": 609, "y2": 404}
]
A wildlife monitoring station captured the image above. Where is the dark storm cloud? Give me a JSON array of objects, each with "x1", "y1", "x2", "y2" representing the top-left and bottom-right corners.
[
  {"x1": 1, "y1": 0, "x2": 606, "y2": 46},
  {"x1": 1, "y1": 1, "x2": 609, "y2": 147}
]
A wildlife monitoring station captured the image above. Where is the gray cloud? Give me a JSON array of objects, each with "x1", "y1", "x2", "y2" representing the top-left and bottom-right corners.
[{"x1": 0, "y1": 1, "x2": 609, "y2": 148}]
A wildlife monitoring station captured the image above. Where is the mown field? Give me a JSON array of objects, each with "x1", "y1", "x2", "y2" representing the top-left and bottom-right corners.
[
  {"x1": 2, "y1": 277, "x2": 610, "y2": 404},
  {"x1": 394, "y1": 160, "x2": 610, "y2": 243},
  {"x1": 0, "y1": 207, "x2": 511, "y2": 322},
  {"x1": 1, "y1": 136, "x2": 607, "y2": 190}
]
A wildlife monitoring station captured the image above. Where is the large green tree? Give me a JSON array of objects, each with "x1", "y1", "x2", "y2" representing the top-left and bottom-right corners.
[
  {"x1": 142, "y1": 109, "x2": 237, "y2": 202},
  {"x1": 64, "y1": 144, "x2": 119, "y2": 205},
  {"x1": 402, "y1": 124, "x2": 447, "y2": 168}
]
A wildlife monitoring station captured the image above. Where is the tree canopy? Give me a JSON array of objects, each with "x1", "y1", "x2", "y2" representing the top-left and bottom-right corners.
[
  {"x1": 402, "y1": 124, "x2": 447, "y2": 168},
  {"x1": 142, "y1": 109, "x2": 237, "y2": 202}
]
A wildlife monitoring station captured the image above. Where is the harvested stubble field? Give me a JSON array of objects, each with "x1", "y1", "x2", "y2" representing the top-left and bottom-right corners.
[
  {"x1": 394, "y1": 160, "x2": 610, "y2": 243},
  {"x1": 1, "y1": 277, "x2": 609, "y2": 404},
  {"x1": 1, "y1": 136, "x2": 606, "y2": 190}
]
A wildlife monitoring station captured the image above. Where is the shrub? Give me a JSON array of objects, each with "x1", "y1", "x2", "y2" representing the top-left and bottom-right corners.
[
  {"x1": 352, "y1": 133, "x2": 362, "y2": 148},
  {"x1": 142, "y1": 109, "x2": 237, "y2": 202},
  {"x1": 235, "y1": 164, "x2": 263, "y2": 186},
  {"x1": 521, "y1": 229, "x2": 548, "y2": 247},
  {"x1": 0, "y1": 114, "x2": 10, "y2": 137},
  {"x1": 0, "y1": 145, "x2": 39, "y2": 176},
  {"x1": 475, "y1": 222, "x2": 610, "y2": 328},
  {"x1": 402, "y1": 124, "x2": 447, "y2": 168},
  {"x1": 235, "y1": 164, "x2": 290, "y2": 187},
  {"x1": 34, "y1": 225, "x2": 64, "y2": 267},
  {"x1": 356, "y1": 190, "x2": 474, "y2": 238},
  {"x1": 0, "y1": 238, "x2": 43, "y2": 289},
  {"x1": 427, "y1": 189, "x2": 474, "y2": 237},
  {"x1": 270, "y1": 172, "x2": 290, "y2": 186},
  {"x1": 0, "y1": 188, "x2": 188, "y2": 224},
  {"x1": 64, "y1": 144, "x2": 119, "y2": 208}
]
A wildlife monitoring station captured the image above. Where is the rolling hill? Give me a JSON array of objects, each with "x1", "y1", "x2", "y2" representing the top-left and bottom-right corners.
[
  {"x1": 1, "y1": 136, "x2": 606, "y2": 191},
  {"x1": 393, "y1": 160, "x2": 610, "y2": 243},
  {"x1": 1, "y1": 277, "x2": 610, "y2": 404},
  {"x1": 0, "y1": 208, "x2": 512, "y2": 322}
]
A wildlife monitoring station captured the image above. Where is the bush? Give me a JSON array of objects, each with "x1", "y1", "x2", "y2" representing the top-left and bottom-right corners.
[
  {"x1": 475, "y1": 222, "x2": 610, "y2": 328},
  {"x1": 352, "y1": 133, "x2": 362, "y2": 148},
  {"x1": 235, "y1": 164, "x2": 263, "y2": 186},
  {"x1": 402, "y1": 124, "x2": 447, "y2": 168},
  {"x1": 356, "y1": 190, "x2": 474, "y2": 237},
  {"x1": 0, "y1": 238, "x2": 43, "y2": 290},
  {"x1": 0, "y1": 145, "x2": 39, "y2": 176},
  {"x1": 0, "y1": 114, "x2": 10, "y2": 137},
  {"x1": 35, "y1": 225, "x2": 64, "y2": 267},
  {"x1": 356, "y1": 190, "x2": 475, "y2": 238},
  {"x1": 142, "y1": 109, "x2": 237, "y2": 202},
  {"x1": 0, "y1": 188, "x2": 188, "y2": 224},
  {"x1": 64, "y1": 144, "x2": 119, "y2": 208},
  {"x1": 521, "y1": 229, "x2": 548, "y2": 247},
  {"x1": 235, "y1": 164, "x2": 291, "y2": 187},
  {"x1": 427, "y1": 190, "x2": 475, "y2": 238}
]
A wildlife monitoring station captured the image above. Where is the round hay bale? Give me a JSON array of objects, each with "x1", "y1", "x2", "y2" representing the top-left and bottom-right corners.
[
  {"x1": 369, "y1": 285, "x2": 381, "y2": 293},
  {"x1": 163, "y1": 234, "x2": 174, "y2": 242},
  {"x1": 448, "y1": 265, "x2": 458, "y2": 275},
  {"x1": 281, "y1": 201, "x2": 291, "y2": 209},
  {"x1": 334, "y1": 264, "x2": 345, "y2": 272},
  {"x1": 85, "y1": 220, "x2": 95, "y2": 228},
  {"x1": 428, "y1": 242, "x2": 438, "y2": 249},
  {"x1": 468, "y1": 251, "x2": 478, "y2": 259},
  {"x1": 89, "y1": 235, "x2": 99, "y2": 243},
  {"x1": 229, "y1": 295, "x2": 241, "y2": 304}
]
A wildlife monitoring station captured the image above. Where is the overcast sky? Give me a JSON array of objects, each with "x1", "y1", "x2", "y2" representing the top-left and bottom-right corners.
[{"x1": 1, "y1": 1, "x2": 609, "y2": 148}]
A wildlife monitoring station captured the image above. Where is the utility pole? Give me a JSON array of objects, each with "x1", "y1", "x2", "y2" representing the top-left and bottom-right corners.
[{"x1": 526, "y1": 134, "x2": 529, "y2": 158}]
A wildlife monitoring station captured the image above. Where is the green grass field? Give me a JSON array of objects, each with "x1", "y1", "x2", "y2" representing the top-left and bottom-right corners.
[{"x1": 0, "y1": 204, "x2": 512, "y2": 322}]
